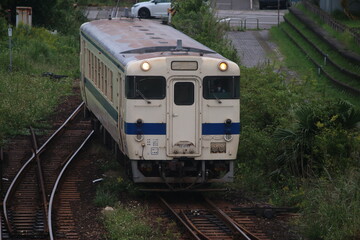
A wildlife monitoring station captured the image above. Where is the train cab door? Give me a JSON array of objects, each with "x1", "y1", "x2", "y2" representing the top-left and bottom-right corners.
[{"x1": 167, "y1": 77, "x2": 201, "y2": 156}]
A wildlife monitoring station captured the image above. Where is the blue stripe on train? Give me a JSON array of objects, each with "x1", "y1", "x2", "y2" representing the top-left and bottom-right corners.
[
  {"x1": 202, "y1": 123, "x2": 241, "y2": 135},
  {"x1": 125, "y1": 122, "x2": 166, "y2": 135},
  {"x1": 125, "y1": 122, "x2": 241, "y2": 135}
]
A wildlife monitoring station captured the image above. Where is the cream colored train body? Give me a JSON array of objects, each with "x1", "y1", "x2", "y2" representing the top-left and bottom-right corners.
[{"x1": 80, "y1": 18, "x2": 240, "y2": 184}]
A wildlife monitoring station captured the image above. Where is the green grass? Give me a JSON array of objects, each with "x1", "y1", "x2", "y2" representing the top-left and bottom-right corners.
[
  {"x1": 103, "y1": 202, "x2": 180, "y2": 240},
  {"x1": 281, "y1": 20, "x2": 360, "y2": 90},
  {"x1": 296, "y1": 3, "x2": 360, "y2": 56},
  {"x1": 0, "y1": 25, "x2": 79, "y2": 145},
  {"x1": 301, "y1": 171, "x2": 360, "y2": 240},
  {"x1": 286, "y1": 14, "x2": 360, "y2": 74},
  {"x1": 331, "y1": 10, "x2": 360, "y2": 28},
  {"x1": 0, "y1": 73, "x2": 72, "y2": 139},
  {"x1": 270, "y1": 25, "x2": 360, "y2": 106},
  {"x1": 285, "y1": 14, "x2": 360, "y2": 74}
]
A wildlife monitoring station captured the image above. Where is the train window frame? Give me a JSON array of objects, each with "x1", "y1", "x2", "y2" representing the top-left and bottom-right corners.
[
  {"x1": 174, "y1": 82, "x2": 194, "y2": 106},
  {"x1": 203, "y1": 76, "x2": 240, "y2": 100},
  {"x1": 126, "y1": 76, "x2": 166, "y2": 100}
]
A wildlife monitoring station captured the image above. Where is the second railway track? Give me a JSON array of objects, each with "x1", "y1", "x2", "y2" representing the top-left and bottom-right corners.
[
  {"x1": 2, "y1": 102, "x2": 93, "y2": 239},
  {"x1": 158, "y1": 193, "x2": 270, "y2": 240}
]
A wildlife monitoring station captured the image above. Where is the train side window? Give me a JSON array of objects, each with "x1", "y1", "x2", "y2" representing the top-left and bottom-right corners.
[
  {"x1": 94, "y1": 57, "x2": 98, "y2": 85},
  {"x1": 174, "y1": 82, "x2": 194, "y2": 105},
  {"x1": 87, "y1": 49, "x2": 91, "y2": 79},
  {"x1": 110, "y1": 71, "x2": 114, "y2": 102},
  {"x1": 203, "y1": 76, "x2": 240, "y2": 99},
  {"x1": 99, "y1": 62, "x2": 104, "y2": 92},
  {"x1": 98, "y1": 59, "x2": 101, "y2": 88},
  {"x1": 91, "y1": 53, "x2": 94, "y2": 81},
  {"x1": 126, "y1": 76, "x2": 166, "y2": 99},
  {"x1": 104, "y1": 65, "x2": 108, "y2": 96}
]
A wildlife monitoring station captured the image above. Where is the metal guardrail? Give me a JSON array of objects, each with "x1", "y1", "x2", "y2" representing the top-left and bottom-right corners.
[{"x1": 223, "y1": 18, "x2": 261, "y2": 30}]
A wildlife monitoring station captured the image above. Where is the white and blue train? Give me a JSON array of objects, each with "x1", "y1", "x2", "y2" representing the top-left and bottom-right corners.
[{"x1": 80, "y1": 18, "x2": 240, "y2": 185}]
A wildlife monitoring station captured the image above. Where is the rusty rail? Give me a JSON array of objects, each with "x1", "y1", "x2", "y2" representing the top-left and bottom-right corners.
[
  {"x1": 30, "y1": 126, "x2": 49, "y2": 233},
  {"x1": 158, "y1": 194, "x2": 263, "y2": 240},
  {"x1": 2, "y1": 102, "x2": 85, "y2": 235},
  {"x1": 204, "y1": 197, "x2": 260, "y2": 240},
  {"x1": 157, "y1": 195, "x2": 202, "y2": 240},
  {"x1": 48, "y1": 130, "x2": 94, "y2": 240}
]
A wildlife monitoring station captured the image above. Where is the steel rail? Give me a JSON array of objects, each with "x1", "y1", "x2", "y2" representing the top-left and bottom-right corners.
[
  {"x1": 3, "y1": 102, "x2": 85, "y2": 234},
  {"x1": 157, "y1": 195, "x2": 202, "y2": 240},
  {"x1": 30, "y1": 126, "x2": 49, "y2": 233},
  {"x1": 179, "y1": 210, "x2": 209, "y2": 240},
  {"x1": 48, "y1": 130, "x2": 94, "y2": 240},
  {"x1": 204, "y1": 197, "x2": 259, "y2": 240}
]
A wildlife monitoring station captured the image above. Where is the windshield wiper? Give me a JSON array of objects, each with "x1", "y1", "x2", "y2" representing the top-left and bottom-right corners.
[
  {"x1": 213, "y1": 94, "x2": 222, "y2": 104},
  {"x1": 136, "y1": 89, "x2": 151, "y2": 104}
]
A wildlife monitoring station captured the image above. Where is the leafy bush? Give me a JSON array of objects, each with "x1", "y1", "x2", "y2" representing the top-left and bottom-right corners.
[
  {"x1": 234, "y1": 66, "x2": 295, "y2": 192},
  {"x1": 274, "y1": 100, "x2": 360, "y2": 178}
]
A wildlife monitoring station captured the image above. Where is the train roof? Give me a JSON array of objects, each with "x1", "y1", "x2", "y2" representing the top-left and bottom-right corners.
[{"x1": 80, "y1": 18, "x2": 226, "y2": 66}]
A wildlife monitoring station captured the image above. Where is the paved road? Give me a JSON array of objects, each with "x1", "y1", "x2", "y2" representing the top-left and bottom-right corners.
[
  {"x1": 83, "y1": 6, "x2": 287, "y2": 29},
  {"x1": 227, "y1": 31, "x2": 280, "y2": 67}
]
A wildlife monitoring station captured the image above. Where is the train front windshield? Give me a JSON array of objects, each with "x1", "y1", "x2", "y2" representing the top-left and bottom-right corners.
[
  {"x1": 203, "y1": 76, "x2": 240, "y2": 99},
  {"x1": 126, "y1": 76, "x2": 166, "y2": 99}
]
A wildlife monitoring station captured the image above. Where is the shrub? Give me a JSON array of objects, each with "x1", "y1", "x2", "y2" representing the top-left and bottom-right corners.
[
  {"x1": 274, "y1": 100, "x2": 360, "y2": 178},
  {"x1": 234, "y1": 67, "x2": 295, "y2": 193},
  {"x1": 171, "y1": 0, "x2": 239, "y2": 62}
]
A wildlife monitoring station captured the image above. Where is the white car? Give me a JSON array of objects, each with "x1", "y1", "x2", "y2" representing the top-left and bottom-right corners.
[{"x1": 131, "y1": 0, "x2": 171, "y2": 19}]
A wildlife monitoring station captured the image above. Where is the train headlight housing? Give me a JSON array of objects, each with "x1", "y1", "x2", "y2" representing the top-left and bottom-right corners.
[
  {"x1": 218, "y1": 61, "x2": 228, "y2": 72},
  {"x1": 224, "y1": 119, "x2": 233, "y2": 142},
  {"x1": 135, "y1": 118, "x2": 144, "y2": 142},
  {"x1": 140, "y1": 61, "x2": 151, "y2": 71}
]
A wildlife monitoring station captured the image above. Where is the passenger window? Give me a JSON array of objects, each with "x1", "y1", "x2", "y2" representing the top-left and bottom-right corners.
[
  {"x1": 126, "y1": 76, "x2": 166, "y2": 99},
  {"x1": 203, "y1": 76, "x2": 240, "y2": 99},
  {"x1": 174, "y1": 82, "x2": 194, "y2": 106}
]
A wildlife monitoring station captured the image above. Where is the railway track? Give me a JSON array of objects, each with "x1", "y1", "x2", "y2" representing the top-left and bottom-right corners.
[
  {"x1": 158, "y1": 193, "x2": 271, "y2": 240},
  {"x1": 1, "y1": 102, "x2": 93, "y2": 239}
]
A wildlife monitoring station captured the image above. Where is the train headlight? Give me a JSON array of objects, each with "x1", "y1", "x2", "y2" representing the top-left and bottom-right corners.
[
  {"x1": 218, "y1": 61, "x2": 228, "y2": 72},
  {"x1": 140, "y1": 61, "x2": 151, "y2": 71}
]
